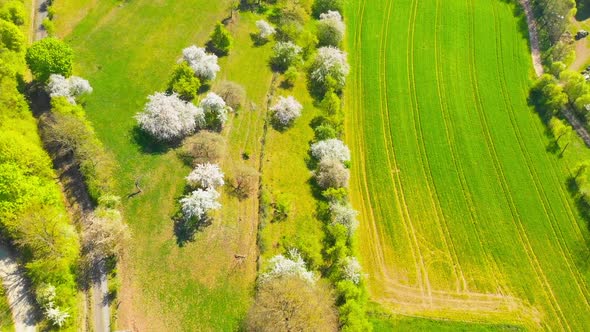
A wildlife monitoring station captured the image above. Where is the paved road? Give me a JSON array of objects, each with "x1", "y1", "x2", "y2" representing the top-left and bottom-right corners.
[{"x1": 0, "y1": 244, "x2": 38, "y2": 332}]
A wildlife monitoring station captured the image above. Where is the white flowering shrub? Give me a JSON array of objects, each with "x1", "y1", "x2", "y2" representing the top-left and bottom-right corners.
[
  {"x1": 46, "y1": 74, "x2": 93, "y2": 104},
  {"x1": 270, "y1": 41, "x2": 302, "y2": 71},
  {"x1": 341, "y1": 256, "x2": 362, "y2": 284},
  {"x1": 186, "y1": 163, "x2": 225, "y2": 189},
  {"x1": 180, "y1": 188, "x2": 221, "y2": 221},
  {"x1": 135, "y1": 92, "x2": 205, "y2": 141},
  {"x1": 310, "y1": 46, "x2": 349, "y2": 92},
  {"x1": 310, "y1": 138, "x2": 350, "y2": 163},
  {"x1": 256, "y1": 19, "x2": 275, "y2": 39},
  {"x1": 271, "y1": 96, "x2": 302, "y2": 126},
  {"x1": 36, "y1": 283, "x2": 70, "y2": 327},
  {"x1": 317, "y1": 10, "x2": 345, "y2": 46},
  {"x1": 260, "y1": 249, "x2": 316, "y2": 284},
  {"x1": 182, "y1": 45, "x2": 220, "y2": 81},
  {"x1": 329, "y1": 202, "x2": 359, "y2": 235},
  {"x1": 200, "y1": 92, "x2": 230, "y2": 128}
]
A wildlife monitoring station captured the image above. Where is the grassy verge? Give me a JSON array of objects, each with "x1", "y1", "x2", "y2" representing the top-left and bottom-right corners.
[{"x1": 0, "y1": 284, "x2": 14, "y2": 332}]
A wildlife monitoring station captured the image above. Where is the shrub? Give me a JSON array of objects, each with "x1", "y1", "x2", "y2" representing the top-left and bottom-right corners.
[
  {"x1": 168, "y1": 62, "x2": 201, "y2": 101},
  {"x1": 186, "y1": 163, "x2": 225, "y2": 189},
  {"x1": 256, "y1": 19, "x2": 276, "y2": 40},
  {"x1": 270, "y1": 41, "x2": 302, "y2": 72},
  {"x1": 230, "y1": 164, "x2": 259, "y2": 198},
  {"x1": 46, "y1": 74, "x2": 93, "y2": 104},
  {"x1": 214, "y1": 81, "x2": 246, "y2": 110},
  {"x1": 271, "y1": 95, "x2": 302, "y2": 127},
  {"x1": 42, "y1": 17, "x2": 55, "y2": 36},
  {"x1": 283, "y1": 66, "x2": 299, "y2": 87},
  {"x1": 312, "y1": 0, "x2": 344, "y2": 17},
  {"x1": 314, "y1": 123, "x2": 337, "y2": 140},
  {"x1": 208, "y1": 22, "x2": 233, "y2": 56},
  {"x1": 310, "y1": 138, "x2": 351, "y2": 163},
  {"x1": 315, "y1": 158, "x2": 349, "y2": 189},
  {"x1": 26, "y1": 37, "x2": 73, "y2": 81},
  {"x1": 135, "y1": 92, "x2": 204, "y2": 141},
  {"x1": 179, "y1": 188, "x2": 221, "y2": 221},
  {"x1": 0, "y1": 19, "x2": 24, "y2": 52},
  {"x1": 182, "y1": 45, "x2": 220, "y2": 81},
  {"x1": 0, "y1": 0, "x2": 26, "y2": 25},
  {"x1": 310, "y1": 46, "x2": 349, "y2": 94},
  {"x1": 329, "y1": 202, "x2": 359, "y2": 236},
  {"x1": 260, "y1": 249, "x2": 316, "y2": 284},
  {"x1": 317, "y1": 10, "x2": 345, "y2": 47},
  {"x1": 200, "y1": 92, "x2": 231, "y2": 129},
  {"x1": 247, "y1": 276, "x2": 338, "y2": 332},
  {"x1": 179, "y1": 131, "x2": 226, "y2": 165}
]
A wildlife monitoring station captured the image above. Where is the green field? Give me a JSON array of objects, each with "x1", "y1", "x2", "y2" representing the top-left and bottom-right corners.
[{"x1": 346, "y1": 0, "x2": 590, "y2": 329}]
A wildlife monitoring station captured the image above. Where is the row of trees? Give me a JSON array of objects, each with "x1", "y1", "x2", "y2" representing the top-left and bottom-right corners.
[
  {"x1": 243, "y1": 0, "x2": 371, "y2": 330},
  {"x1": 0, "y1": 8, "x2": 81, "y2": 328}
]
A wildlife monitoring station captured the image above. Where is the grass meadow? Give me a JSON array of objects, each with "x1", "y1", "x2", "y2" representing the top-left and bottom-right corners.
[
  {"x1": 346, "y1": 0, "x2": 590, "y2": 329},
  {"x1": 52, "y1": 0, "x2": 282, "y2": 329}
]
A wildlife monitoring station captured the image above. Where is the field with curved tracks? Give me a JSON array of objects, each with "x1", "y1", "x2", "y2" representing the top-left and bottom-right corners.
[{"x1": 345, "y1": 0, "x2": 590, "y2": 329}]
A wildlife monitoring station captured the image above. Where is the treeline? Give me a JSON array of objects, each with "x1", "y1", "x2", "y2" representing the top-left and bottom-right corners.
[
  {"x1": 241, "y1": 0, "x2": 372, "y2": 330},
  {"x1": 0, "y1": 2, "x2": 80, "y2": 328}
]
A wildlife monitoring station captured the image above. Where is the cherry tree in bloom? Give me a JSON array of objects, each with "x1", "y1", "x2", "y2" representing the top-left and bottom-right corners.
[
  {"x1": 135, "y1": 92, "x2": 205, "y2": 141},
  {"x1": 310, "y1": 46, "x2": 349, "y2": 90},
  {"x1": 317, "y1": 10, "x2": 345, "y2": 46},
  {"x1": 310, "y1": 138, "x2": 351, "y2": 163},
  {"x1": 271, "y1": 96, "x2": 302, "y2": 126},
  {"x1": 256, "y1": 19, "x2": 276, "y2": 39},
  {"x1": 341, "y1": 256, "x2": 362, "y2": 284},
  {"x1": 46, "y1": 74, "x2": 93, "y2": 104},
  {"x1": 200, "y1": 92, "x2": 230, "y2": 127},
  {"x1": 182, "y1": 45, "x2": 220, "y2": 81},
  {"x1": 180, "y1": 188, "x2": 221, "y2": 221},
  {"x1": 186, "y1": 163, "x2": 225, "y2": 189},
  {"x1": 260, "y1": 249, "x2": 316, "y2": 284},
  {"x1": 329, "y1": 202, "x2": 359, "y2": 236}
]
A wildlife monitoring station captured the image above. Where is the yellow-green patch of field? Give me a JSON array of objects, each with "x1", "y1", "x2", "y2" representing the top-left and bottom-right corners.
[{"x1": 346, "y1": 0, "x2": 590, "y2": 329}]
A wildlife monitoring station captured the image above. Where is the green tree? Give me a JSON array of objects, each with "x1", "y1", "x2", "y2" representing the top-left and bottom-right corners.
[
  {"x1": 0, "y1": 19, "x2": 24, "y2": 52},
  {"x1": 168, "y1": 62, "x2": 201, "y2": 100},
  {"x1": 0, "y1": 0, "x2": 25, "y2": 25},
  {"x1": 208, "y1": 22, "x2": 233, "y2": 56},
  {"x1": 312, "y1": 0, "x2": 344, "y2": 17},
  {"x1": 25, "y1": 37, "x2": 73, "y2": 82}
]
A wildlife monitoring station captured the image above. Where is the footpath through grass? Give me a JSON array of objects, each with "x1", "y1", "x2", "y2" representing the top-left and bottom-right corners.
[
  {"x1": 346, "y1": 0, "x2": 590, "y2": 329},
  {"x1": 55, "y1": 1, "x2": 279, "y2": 330}
]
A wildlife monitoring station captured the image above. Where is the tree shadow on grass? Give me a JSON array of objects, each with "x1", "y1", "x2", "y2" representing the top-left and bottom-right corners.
[
  {"x1": 174, "y1": 216, "x2": 213, "y2": 247},
  {"x1": 576, "y1": 0, "x2": 590, "y2": 21},
  {"x1": 130, "y1": 126, "x2": 172, "y2": 155}
]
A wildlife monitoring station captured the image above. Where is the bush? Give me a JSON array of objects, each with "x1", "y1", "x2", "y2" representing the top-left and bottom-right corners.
[
  {"x1": 271, "y1": 95, "x2": 303, "y2": 127},
  {"x1": 314, "y1": 124, "x2": 337, "y2": 140},
  {"x1": 214, "y1": 81, "x2": 246, "y2": 110},
  {"x1": 168, "y1": 62, "x2": 201, "y2": 101},
  {"x1": 312, "y1": 0, "x2": 344, "y2": 17},
  {"x1": 317, "y1": 10, "x2": 345, "y2": 47},
  {"x1": 42, "y1": 17, "x2": 55, "y2": 36},
  {"x1": 135, "y1": 92, "x2": 204, "y2": 141},
  {"x1": 208, "y1": 22, "x2": 233, "y2": 56},
  {"x1": 26, "y1": 37, "x2": 73, "y2": 82},
  {"x1": 47, "y1": 74, "x2": 93, "y2": 104},
  {"x1": 0, "y1": 19, "x2": 24, "y2": 52},
  {"x1": 179, "y1": 131, "x2": 226, "y2": 165},
  {"x1": 283, "y1": 66, "x2": 299, "y2": 87},
  {"x1": 315, "y1": 158, "x2": 349, "y2": 189},
  {"x1": 200, "y1": 92, "x2": 231, "y2": 130},
  {"x1": 270, "y1": 41, "x2": 302, "y2": 72},
  {"x1": 0, "y1": 0, "x2": 26, "y2": 25}
]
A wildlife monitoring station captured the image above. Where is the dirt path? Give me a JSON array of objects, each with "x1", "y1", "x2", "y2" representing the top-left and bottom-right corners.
[{"x1": 0, "y1": 244, "x2": 38, "y2": 332}]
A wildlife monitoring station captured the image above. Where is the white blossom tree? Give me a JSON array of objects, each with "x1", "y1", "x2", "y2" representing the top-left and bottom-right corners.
[
  {"x1": 46, "y1": 74, "x2": 93, "y2": 104},
  {"x1": 317, "y1": 11, "x2": 345, "y2": 47},
  {"x1": 315, "y1": 158, "x2": 349, "y2": 189},
  {"x1": 310, "y1": 46, "x2": 349, "y2": 92},
  {"x1": 180, "y1": 188, "x2": 221, "y2": 221},
  {"x1": 271, "y1": 96, "x2": 302, "y2": 126},
  {"x1": 45, "y1": 307, "x2": 70, "y2": 327},
  {"x1": 135, "y1": 92, "x2": 205, "y2": 141},
  {"x1": 329, "y1": 202, "x2": 358, "y2": 235},
  {"x1": 341, "y1": 256, "x2": 362, "y2": 284},
  {"x1": 256, "y1": 19, "x2": 275, "y2": 40},
  {"x1": 186, "y1": 163, "x2": 225, "y2": 189},
  {"x1": 36, "y1": 283, "x2": 70, "y2": 327},
  {"x1": 270, "y1": 41, "x2": 302, "y2": 71},
  {"x1": 182, "y1": 45, "x2": 220, "y2": 81},
  {"x1": 260, "y1": 249, "x2": 316, "y2": 284},
  {"x1": 310, "y1": 138, "x2": 351, "y2": 163},
  {"x1": 83, "y1": 207, "x2": 131, "y2": 260},
  {"x1": 200, "y1": 92, "x2": 230, "y2": 128}
]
